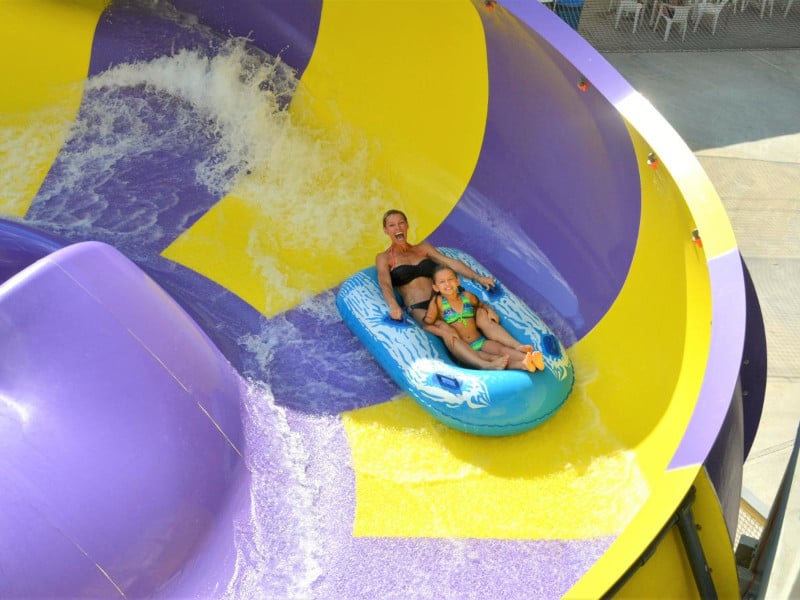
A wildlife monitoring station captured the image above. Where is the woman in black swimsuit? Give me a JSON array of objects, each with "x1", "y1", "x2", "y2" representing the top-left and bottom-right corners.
[{"x1": 376, "y1": 209, "x2": 509, "y2": 370}]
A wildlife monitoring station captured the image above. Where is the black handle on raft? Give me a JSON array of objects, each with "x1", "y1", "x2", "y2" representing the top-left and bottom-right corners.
[
  {"x1": 382, "y1": 314, "x2": 414, "y2": 328},
  {"x1": 484, "y1": 280, "x2": 503, "y2": 299},
  {"x1": 541, "y1": 333, "x2": 562, "y2": 358}
]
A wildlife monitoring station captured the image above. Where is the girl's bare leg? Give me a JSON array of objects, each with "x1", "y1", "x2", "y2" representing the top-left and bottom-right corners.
[
  {"x1": 449, "y1": 338, "x2": 509, "y2": 370},
  {"x1": 481, "y1": 339, "x2": 544, "y2": 372},
  {"x1": 477, "y1": 309, "x2": 545, "y2": 369},
  {"x1": 476, "y1": 308, "x2": 534, "y2": 353},
  {"x1": 480, "y1": 340, "x2": 530, "y2": 371},
  {"x1": 410, "y1": 309, "x2": 508, "y2": 370}
]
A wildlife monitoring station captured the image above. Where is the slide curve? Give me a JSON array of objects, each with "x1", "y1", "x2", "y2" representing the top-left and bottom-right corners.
[{"x1": 0, "y1": 1, "x2": 765, "y2": 598}]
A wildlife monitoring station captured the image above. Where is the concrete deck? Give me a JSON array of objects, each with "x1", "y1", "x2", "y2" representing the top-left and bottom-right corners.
[{"x1": 603, "y1": 49, "x2": 800, "y2": 514}]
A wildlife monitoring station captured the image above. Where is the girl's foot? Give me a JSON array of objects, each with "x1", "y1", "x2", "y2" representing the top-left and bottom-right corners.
[
  {"x1": 522, "y1": 352, "x2": 537, "y2": 372},
  {"x1": 488, "y1": 355, "x2": 510, "y2": 370}
]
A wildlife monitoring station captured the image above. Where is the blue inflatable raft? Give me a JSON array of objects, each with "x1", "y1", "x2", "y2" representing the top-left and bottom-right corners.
[{"x1": 336, "y1": 248, "x2": 574, "y2": 436}]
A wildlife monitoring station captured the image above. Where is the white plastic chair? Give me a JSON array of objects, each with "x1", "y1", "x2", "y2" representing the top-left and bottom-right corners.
[
  {"x1": 757, "y1": 0, "x2": 775, "y2": 16},
  {"x1": 692, "y1": 0, "x2": 729, "y2": 32},
  {"x1": 740, "y1": 0, "x2": 774, "y2": 15},
  {"x1": 615, "y1": 0, "x2": 644, "y2": 31},
  {"x1": 650, "y1": 0, "x2": 664, "y2": 23},
  {"x1": 653, "y1": 4, "x2": 691, "y2": 40}
]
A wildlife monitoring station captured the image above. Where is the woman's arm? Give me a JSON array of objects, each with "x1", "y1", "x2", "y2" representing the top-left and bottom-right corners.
[
  {"x1": 376, "y1": 251, "x2": 404, "y2": 320},
  {"x1": 423, "y1": 295, "x2": 440, "y2": 325},
  {"x1": 421, "y1": 242, "x2": 496, "y2": 290}
]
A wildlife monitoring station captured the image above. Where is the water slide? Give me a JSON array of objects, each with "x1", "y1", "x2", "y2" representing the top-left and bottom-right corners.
[{"x1": 0, "y1": 1, "x2": 767, "y2": 598}]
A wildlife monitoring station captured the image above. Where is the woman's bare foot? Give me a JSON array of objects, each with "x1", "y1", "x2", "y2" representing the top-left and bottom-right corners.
[{"x1": 487, "y1": 355, "x2": 510, "y2": 370}]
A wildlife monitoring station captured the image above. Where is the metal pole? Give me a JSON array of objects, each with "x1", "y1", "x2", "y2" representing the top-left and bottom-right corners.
[
  {"x1": 601, "y1": 486, "x2": 718, "y2": 598},
  {"x1": 676, "y1": 487, "x2": 718, "y2": 599}
]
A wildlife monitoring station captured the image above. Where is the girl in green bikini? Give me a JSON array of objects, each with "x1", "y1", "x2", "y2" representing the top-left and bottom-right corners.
[{"x1": 423, "y1": 265, "x2": 545, "y2": 373}]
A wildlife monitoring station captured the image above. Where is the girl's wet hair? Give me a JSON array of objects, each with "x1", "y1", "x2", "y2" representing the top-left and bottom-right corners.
[
  {"x1": 382, "y1": 209, "x2": 407, "y2": 227},
  {"x1": 433, "y1": 265, "x2": 466, "y2": 296},
  {"x1": 432, "y1": 264, "x2": 456, "y2": 279}
]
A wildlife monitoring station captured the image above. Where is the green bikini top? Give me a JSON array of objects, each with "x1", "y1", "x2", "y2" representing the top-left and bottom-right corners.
[{"x1": 441, "y1": 292, "x2": 476, "y2": 326}]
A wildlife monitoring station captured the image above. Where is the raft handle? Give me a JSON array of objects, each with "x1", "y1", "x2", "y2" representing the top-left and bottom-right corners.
[
  {"x1": 435, "y1": 373, "x2": 461, "y2": 391},
  {"x1": 382, "y1": 314, "x2": 414, "y2": 328},
  {"x1": 484, "y1": 281, "x2": 503, "y2": 298}
]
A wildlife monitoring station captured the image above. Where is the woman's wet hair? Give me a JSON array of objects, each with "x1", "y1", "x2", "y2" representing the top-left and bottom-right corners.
[{"x1": 382, "y1": 209, "x2": 407, "y2": 228}]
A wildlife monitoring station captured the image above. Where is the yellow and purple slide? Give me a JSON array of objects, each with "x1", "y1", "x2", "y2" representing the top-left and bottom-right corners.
[{"x1": 0, "y1": 1, "x2": 767, "y2": 598}]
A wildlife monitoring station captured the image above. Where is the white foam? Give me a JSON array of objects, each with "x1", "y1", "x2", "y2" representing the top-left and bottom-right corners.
[{"x1": 224, "y1": 380, "x2": 324, "y2": 599}]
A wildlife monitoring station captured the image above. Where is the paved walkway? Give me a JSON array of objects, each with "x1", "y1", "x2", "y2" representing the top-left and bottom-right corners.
[{"x1": 604, "y1": 49, "x2": 800, "y2": 513}]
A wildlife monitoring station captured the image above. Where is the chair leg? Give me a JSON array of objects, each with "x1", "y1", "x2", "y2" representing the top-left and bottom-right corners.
[
  {"x1": 664, "y1": 19, "x2": 672, "y2": 39},
  {"x1": 633, "y1": 4, "x2": 642, "y2": 31},
  {"x1": 710, "y1": 11, "x2": 720, "y2": 32},
  {"x1": 693, "y1": 11, "x2": 702, "y2": 30},
  {"x1": 650, "y1": 1, "x2": 661, "y2": 24},
  {"x1": 615, "y1": 3, "x2": 625, "y2": 27},
  {"x1": 786, "y1": 0, "x2": 794, "y2": 16}
]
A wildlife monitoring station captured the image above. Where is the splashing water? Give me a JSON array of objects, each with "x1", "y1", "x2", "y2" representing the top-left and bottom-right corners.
[
  {"x1": 224, "y1": 380, "x2": 324, "y2": 599},
  {"x1": 18, "y1": 16, "x2": 390, "y2": 274},
  {"x1": 22, "y1": 36, "x2": 298, "y2": 252},
  {"x1": 83, "y1": 39, "x2": 298, "y2": 197},
  {"x1": 0, "y1": 92, "x2": 82, "y2": 218},
  {"x1": 226, "y1": 291, "x2": 388, "y2": 597}
]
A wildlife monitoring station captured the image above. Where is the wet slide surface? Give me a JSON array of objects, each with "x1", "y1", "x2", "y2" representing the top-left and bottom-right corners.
[{"x1": 0, "y1": 1, "x2": 746, "y2": 598}]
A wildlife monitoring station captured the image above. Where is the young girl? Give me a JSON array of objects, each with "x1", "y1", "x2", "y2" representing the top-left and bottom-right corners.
[{"x1": 423, "y1": 265, "x2": 545, "y2": 373}]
